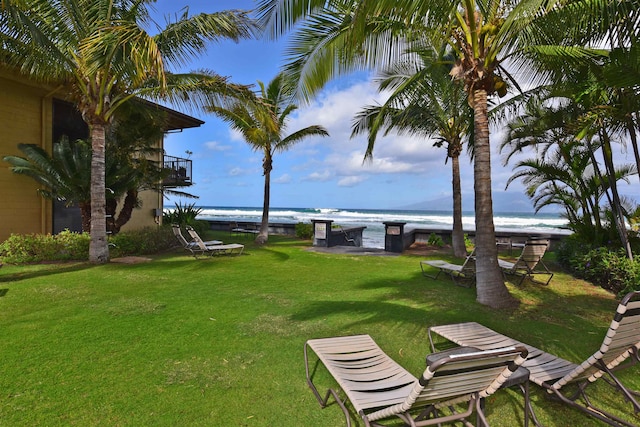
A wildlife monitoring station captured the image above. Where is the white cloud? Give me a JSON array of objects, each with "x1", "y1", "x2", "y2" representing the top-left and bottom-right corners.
[
  {"x1": 338, "y1": 176, "x2": 366, "y2": 187},
  {"x1": 229, "y1": 128, "x2": 244, "y2": 142},
  {"x1": 274, "y1": 173, "x2": 292, "y2": 184},
  {"x1": 228, "y1": 167, "x2": 247, "y2": 176},
  {"x1": 305, "y1": 170, "x2": 332, "y2": 182},
  {"x1": 284, "y1": 79, "x2": 453, "y2": 183},
  {"x1": 204, "y1": 140, "x2": 232, "y2": 151}
]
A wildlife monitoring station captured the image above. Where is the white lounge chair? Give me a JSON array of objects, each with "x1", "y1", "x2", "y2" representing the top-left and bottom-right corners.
[
  {"x1": 305, "y1": 334, "x2": 528, "y2": 427},
  {"x1": 186, "y1": 226, "x2": 244, "y2": 258},
  {"x1": 420, "y1": 249, "x2": 476, "y2": 287},
  {"x1": 498, "y1": 239, "x2": 553, "y2": 285},
  {"x1": 172, "y1": 224, "x2": 221, "y2": 256},
  {"x1": 428, "y1": 291, "x2": 640, "y2": 427}
]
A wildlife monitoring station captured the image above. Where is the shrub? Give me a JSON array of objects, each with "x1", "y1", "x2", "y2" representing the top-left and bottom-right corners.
[
  {"x1": 427, "y1": 233, "x2": 445, "y2": 247},
  {"x1": 295, "y1": 222, "x2": 313, "y2": 239},
  {"x1": 108, "y1": 226, "x2": 175, "y2": 258},
  {"x1": 0, "y1": 230, "x2": 90, "y2": 263},
  {"x1": 557, "y1": 236, "x2": 640, "y2": 295}
]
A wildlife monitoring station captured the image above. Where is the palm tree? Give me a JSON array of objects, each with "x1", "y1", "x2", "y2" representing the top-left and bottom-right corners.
[
  {"x1": 351, "y1": 47, "x2": 473, "y2": 258},
  {"x1": 0, "y1": 0, "x2": 256, "y2": 263},
  {"x1": 256, "y1": 0, "x2": 591, "y2": 308},
  {"x1": 506, "y1": 140, "x2": 636, "y2": 243},
  {"x1": 500, "y1": 62, "x2": 638, "y2": 258},
  {"x1": 207, "y1": 73, "x2": 329, "y2": 244}
]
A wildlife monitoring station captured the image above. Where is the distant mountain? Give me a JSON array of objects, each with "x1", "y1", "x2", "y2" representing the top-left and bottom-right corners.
[{"x1": 400, "y1": 191, "x2": 560, "y2": 213}]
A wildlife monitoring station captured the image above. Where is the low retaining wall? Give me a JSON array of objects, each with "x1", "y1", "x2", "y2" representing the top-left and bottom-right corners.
[
  {"x1": 203, "y1": 219, "x2": 569, "y2": 252},
  {"x1": 408, "y1": 227, "x2": 568, "y2": 251},
  {"x1": 204, "y1": 220, "x2": 297, "y2": 236}
]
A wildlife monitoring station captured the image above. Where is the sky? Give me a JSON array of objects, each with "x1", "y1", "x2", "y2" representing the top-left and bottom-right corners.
[{"x1": 152, "y1": 1, "x2": 639, "y2": 213}]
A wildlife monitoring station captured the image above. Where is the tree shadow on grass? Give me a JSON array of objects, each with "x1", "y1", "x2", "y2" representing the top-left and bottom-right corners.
[
  {"x1": 0, "y1": 262, "x2": 94, "y2": 283},
  {"x1": 293, "y1": 269, "x2": 628, "y2": 364}
]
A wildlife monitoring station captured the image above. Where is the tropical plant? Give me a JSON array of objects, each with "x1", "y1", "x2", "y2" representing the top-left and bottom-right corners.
[
  {"x1": 105, "y1": 101, "x2": 175, "y2": 235},
  {"x1": 0, "y1": 0, "x2": 256, "y2": 263},
  {"x1": 351, "y1": 46, "x2": 473, "y2": 257},
  {"x1": 505, "y1": 139, "x2": 636, "y2": 245},
  {"x1": 207, "y1": 73, "x2": 329, "y2": 244},
  {"x1": 502, "y1": 1, "x2": 640, "y2": 259},
  {"x1": 162, "y1": 202, "x2": 203, "y2": 227},
  {"x1": 500, "y1": 65, "x2": 639, "y2": 259},
  {"x1": 3, "y1": 138, "x2": 139, "y2": 232}
]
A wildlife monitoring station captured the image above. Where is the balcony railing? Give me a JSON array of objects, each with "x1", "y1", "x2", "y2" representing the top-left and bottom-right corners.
[{"x1": 163, "y1": 155, "x2": 193, "y2": 188}]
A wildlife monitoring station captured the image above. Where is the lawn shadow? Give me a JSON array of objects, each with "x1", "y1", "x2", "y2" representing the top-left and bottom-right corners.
[
  {"x1": 257, "y1": 247, "x2": 291, "y2": 262},
  {"x1": 294, "y1": 267, "x2": 627, "y2": 366},
  {"x1": 0, "y1": 262, "x2": 94, "y2": 283}
]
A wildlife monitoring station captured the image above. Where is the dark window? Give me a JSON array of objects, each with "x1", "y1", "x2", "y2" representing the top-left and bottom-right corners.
[{"x1": 52, "y1": 99, "x2": 88, "y2": 233}]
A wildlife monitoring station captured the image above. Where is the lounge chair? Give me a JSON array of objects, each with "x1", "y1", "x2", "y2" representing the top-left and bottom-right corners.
[
  {"x1": 229, "y1": 221, "x2": 259, "y2": 238},
  {"x1": 498, "y1": 239, "x2": 553, "y2": 285},
  {"x1": 186, "y1": 226, "x2": 244, "y2": 257},
  {"x1": 427, "y1": 291, "x2": 640, "y2": 427},
  {"x1": 420, "y1": 249, "x2": 476, "y2": 287},
  {"x1": 304, "y1": 334, "x2": 528, "y2": 427},
  {"x1": 337, "y1": 226, "x2": 356, "y2": 246},
  {"x1": 172, "y1": 224, "x2": 222, "y2": 255}
]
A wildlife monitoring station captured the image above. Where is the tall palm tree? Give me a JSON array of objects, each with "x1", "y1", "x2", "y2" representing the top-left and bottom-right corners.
[
  {"x1": 351, "y1": 47, "x2": 473, "y2": 258},
  {"x1": 256, "y1": 0, "x2": 592, "y2": 308},
  {"x1": 0, "y1": 0, "x2": 256, "y2": 263},
  {"x1": 207, "y1": 73, "x2": 329, "y2": 244}
]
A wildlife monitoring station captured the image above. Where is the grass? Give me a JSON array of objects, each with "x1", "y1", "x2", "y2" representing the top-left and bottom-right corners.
[{"x1": 0, "y1": 232, "x2": 637, "y2": 426}]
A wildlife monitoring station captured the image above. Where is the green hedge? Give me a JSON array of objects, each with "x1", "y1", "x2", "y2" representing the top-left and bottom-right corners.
[
  {"x1": 0, "y1": 230, "x2": 90, "y2": 263},
  {"x1": 0, "y1": 226, "x2": 177, "y2": 264},
  {"x1": 108, "y1": 226, "x2": 176, "y2": 258}
]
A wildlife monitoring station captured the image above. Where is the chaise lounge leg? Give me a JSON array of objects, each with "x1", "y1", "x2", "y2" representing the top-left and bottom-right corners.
[
  {"x1": 304, "y1": 343, "x2": 354, "y2": 427},
  {"x1": 550, "y1": 384, "x2": 637, "y2": 427}
]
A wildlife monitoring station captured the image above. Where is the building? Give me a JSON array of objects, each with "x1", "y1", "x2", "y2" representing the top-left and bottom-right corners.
[{"x1": 0, "y1": 66, "x2": 203, "y2": 242}]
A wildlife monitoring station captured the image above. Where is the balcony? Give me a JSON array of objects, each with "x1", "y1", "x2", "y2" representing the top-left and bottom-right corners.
[{"x1": 163, "y1": 155, "x2": 193, "y2": 188}]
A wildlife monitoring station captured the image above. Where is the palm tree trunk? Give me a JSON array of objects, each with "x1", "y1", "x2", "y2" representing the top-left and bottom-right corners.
[
  {"x1": 89, "y1": 123, "x2": 109, "y2": 263},
  {"x1": 600, "y1": 131, "x2": 633, "y2": 260},
  {"x1": 256, "y1": 162, "x2": 271, "y2": 245},
  {"x1": 80, "y1": 202, "x2": 91, "y2": 233},
  {"x1": 113, "y1": 189, "x2": 139, "y2": 234},
  {"x1": 471, "y1": 89, "x2": 514, "y2": 309},
  {"x1": 451, "y1": 154, "x2": 467, "y2": 257},
  {"x1": 625, "y1": 115, "x2": 640, "y2": 184},
  {"x1": 106, "y1": 198, "x2": 117, "y2": 235}
]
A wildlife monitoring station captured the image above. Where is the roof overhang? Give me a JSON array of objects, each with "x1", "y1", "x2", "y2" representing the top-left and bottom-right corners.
[
  {"x1": 0, "y1": 63, "x2": 205, "y2": 131},
  {"x1": 136, "y1": 98, "x2": 205, "y2": 131}
]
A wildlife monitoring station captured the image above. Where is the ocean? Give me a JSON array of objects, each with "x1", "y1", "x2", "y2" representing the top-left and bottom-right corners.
[{"x1": 187, "y1": 206, "x2": 570, "y2": 249}]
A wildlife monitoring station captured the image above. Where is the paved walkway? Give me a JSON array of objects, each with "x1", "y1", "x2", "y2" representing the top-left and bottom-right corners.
[{"x1": 306, "y1": 245, "x2": 399, "y2": 256}]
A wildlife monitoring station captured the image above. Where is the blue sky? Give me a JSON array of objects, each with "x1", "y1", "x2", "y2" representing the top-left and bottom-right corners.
[{"x1": 152, "y1": 1, "x2": 638, "y2": 213}]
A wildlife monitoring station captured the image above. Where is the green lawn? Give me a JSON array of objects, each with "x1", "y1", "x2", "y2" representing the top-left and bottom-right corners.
[{"x1": 0, "y1": 232, "x2": 637, "y2": 426}]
